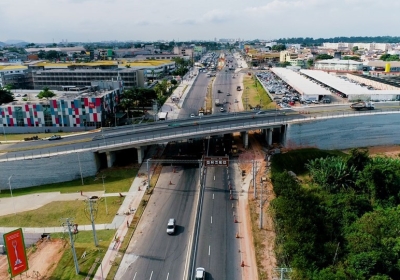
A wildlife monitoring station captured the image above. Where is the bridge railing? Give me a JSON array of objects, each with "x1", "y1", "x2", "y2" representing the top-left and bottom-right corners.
[{"x1": 1, "y1": 108, "x2": 400, "y2": 162}]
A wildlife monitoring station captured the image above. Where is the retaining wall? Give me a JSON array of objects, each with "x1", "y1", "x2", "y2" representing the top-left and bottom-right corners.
[
  {"x1": 285, "y1": 114, "x2": 400, "y2": 150},
  {"x1": 0, "y1": 151, "x2": 99, "y2": 190}
]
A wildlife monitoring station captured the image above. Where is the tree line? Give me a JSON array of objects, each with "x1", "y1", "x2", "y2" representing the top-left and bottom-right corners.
[
  {"x1": 274, "y1": 36, "x2": 400, "y2": 46},
  {"x1": 271, "y1": 149, "x2": 400, "y2": 279}
]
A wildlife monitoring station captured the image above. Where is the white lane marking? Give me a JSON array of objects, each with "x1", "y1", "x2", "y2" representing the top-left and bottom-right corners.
[
  {"x1": 211, "y1": 216, "x2": 213, "y2": 224},
  {"x1": 213, "y1": 193, "x2": 214, "y2": 199},
  {"x1": 149, "y1": 271, "x2": 153, "y2": 280},
  {"x1": 214, "y1": 175, "x2": 215, "y2": 180},
  {"x1": 166, "y1": 272, "x2": 169, "y2": 280},
  {"x1": 133, "y1": 272, "x2": 137, "y2": 280},
  {"x1": 183, "y1": 234, "x2": 192, "y2": 280},
  {"x1": 209, "y1": 245, "x2": 211, "y2": 256}
]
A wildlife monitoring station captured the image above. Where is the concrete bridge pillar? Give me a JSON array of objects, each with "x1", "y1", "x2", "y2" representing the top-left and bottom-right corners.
[
  {"x1": 242, "y1": 131, "x2": 249, "y2": 149},
  {"x1": 266, "y1": 128, "x2": 272, "y2": 146},
  {"x1": 137, "y1": 146, "x2": 146, "y2": 164},
  {"x1": 106, "y1": 151, "x2": 116, "y2": 168}
]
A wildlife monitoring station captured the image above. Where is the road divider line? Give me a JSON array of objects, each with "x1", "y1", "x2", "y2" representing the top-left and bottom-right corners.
[
  {"x1": 166, "y1": 272, "x2": 169, "y2": 280},
  {"x1": 209, "y1": 245, "x2": 211, "y2": 256},
  {"x1": 211, "y1": 216, "x2": 213, "y2": 224},
  {"x1": 149, "y1": 271, "x2": 153, "y2": 280},
  {"x1": 213, "y1": 193, "x2": 214, "y2": 199},
  {"x1": 133, "y1": 272, "x2": 137, "y2": 280}
]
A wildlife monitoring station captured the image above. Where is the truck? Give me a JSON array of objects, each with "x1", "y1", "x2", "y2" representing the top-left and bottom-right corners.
[
  {"x1": 350, "y1": 101, "x2": 374, "y2": 110},
  {"x1": 215, "y1": 99, "x2": 221, "y2": 106},
  {"x1": 231, "y1": 145, "x2": 238, "y2": 157}
]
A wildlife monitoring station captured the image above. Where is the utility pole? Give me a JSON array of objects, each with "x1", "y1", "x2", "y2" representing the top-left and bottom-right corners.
[
  {"x1": 260, "y1": 177, "x2": 263, "y2": 229},
  {"x1": 62, "y1": 218, "x2": 80, "y2": 275},
  {"x1": 84, "y1": 198, "x2": 99, "y2": 247},
  {"x1": 95, "y1": 176, "x2": 108, "y2": 215},
  {"x1": 8, "y1": 175, "x2": 16, "y2": 215},
  {"x1": 252, "y1": 160, "x2": 257, "y2": 198}
]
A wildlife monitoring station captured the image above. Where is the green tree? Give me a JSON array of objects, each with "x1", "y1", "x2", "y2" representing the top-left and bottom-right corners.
[
  {"x1": 315, "y1": 54, "x2": 334, "y2": 60},
  {"x1": 380, "y1": 54, "x2": 399, "y2": 61},
  {"x1": 37, "y1": 87, "x2": 56, "y2": 100},
  {"x1": 271, "y1": 44, "x2": 286, "y2": 51},
  {"x1": 170, "y1": 79, "x2": 178, "y2": 86},
  {"x1": 307, "y1": 59, "x2": 314, "y2": 68},
  {"x1": 0, "y1": 87, "x2": 14, "y2": 104},
  {"x1": 352, "y1": 46, "x2": 359, "y2": 52}
]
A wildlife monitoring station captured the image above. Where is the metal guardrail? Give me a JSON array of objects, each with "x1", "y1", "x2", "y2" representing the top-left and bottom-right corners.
[{"x1": 2, "y1": 108, "x2": 400, "y2": 162}]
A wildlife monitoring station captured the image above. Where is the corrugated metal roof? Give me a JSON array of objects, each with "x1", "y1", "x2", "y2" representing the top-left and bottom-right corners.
[
  {"x1": 301, "y1": 69, "x2": 400, "y2": 96},
  {"x1": 271, "y1": 68, "x2": 332, "y2": 96}
]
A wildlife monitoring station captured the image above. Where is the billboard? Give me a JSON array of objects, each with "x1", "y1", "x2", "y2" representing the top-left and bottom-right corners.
[
  {"x1": 204, "y1": 156, "x2": 229, "y2": 167},
  {"x1": 3, "y1": 228, "x2": 29, "y2": 277}
]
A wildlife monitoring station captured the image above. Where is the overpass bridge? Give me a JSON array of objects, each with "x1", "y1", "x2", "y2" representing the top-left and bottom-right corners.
[{"x1": 1, "y1": 108, "x2": 400, "y2": 190}]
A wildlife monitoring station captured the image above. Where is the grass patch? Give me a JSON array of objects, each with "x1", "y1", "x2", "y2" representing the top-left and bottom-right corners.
[
  {"x1": 49, "y1": 230, "x2": 117, "y2": 280},
  {"x1": 0, "y1": 131, "x2": 96, "y2": 141},
  {"x1": 0, "y1": 137, "x2": 93, "y2": 153},
  {"x1": 0, "y1": 196, "x2": 124, "y2": 227},
  {"x1": 0, "y1": 167, "x2": 138, "y2": 198},
  {"x1": 243, "y1": 75, "x2": 274, "y2": 110},
  {"x1": 249, "y1": 200, "x2": 268, "y2": 279},
  {"x1": 271, "y1": 148, "x2": 345, "y2": 175}
]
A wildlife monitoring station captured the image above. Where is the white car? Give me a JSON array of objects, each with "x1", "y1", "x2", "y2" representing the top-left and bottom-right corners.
[
  {"x1": 190, "y1": 114, "x2": 195, "y2": 118},
  {"x1": 220, "y1": 107, "x2": 225, "y2": 112},
  {"x1": 167, "y1": 218, "x2": 176, "y2": 235},
  {"x1": 195, "y1": 267, "x2": 205, "y2": 280}
]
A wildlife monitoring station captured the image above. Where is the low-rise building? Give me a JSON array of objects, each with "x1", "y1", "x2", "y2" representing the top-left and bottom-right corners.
[
  {"x1": 0, "y1": 82, "x2": 122, "y2": 129},
  {"x1": 314, "y1": 59, "x2": 363, "y2": 71}
]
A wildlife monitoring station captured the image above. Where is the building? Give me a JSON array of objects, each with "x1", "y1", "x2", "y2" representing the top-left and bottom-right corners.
[
  {"x1": 0, "y1": 82, "x2": 122, "y2": 129},
  {"x1": 0, "y1": 65, "x2": 31, "y2": 89},
  {"x1": 173, "y1": 46, "x2": 194, "y2": 57},
  {"x1": 32, "y1": 68, "x2": 142, "y2": 90},
  {"x1": 314, "y1": 59, "x2": 363, "y2": 71}
]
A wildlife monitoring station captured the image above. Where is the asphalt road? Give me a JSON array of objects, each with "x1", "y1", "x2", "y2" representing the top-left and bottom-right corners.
[
  {"x1": 193, "y1": 165, "x2": 241, "y2": 280},
  {"x1": 116, "y1": 167, "x2": 199, "y2": 280},
  {"x1": 179, "y1": 73, "x2": 210, "y2": 118}
]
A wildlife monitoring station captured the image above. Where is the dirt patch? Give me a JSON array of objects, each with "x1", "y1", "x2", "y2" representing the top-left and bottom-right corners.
[
  {"x1": 365, "y1": 145, "x2": 400, "y2": 158},
  {"x1": 239, "y1": 132, "x2": 277, "y2": 279},
  {"x1": 0, "y1": 239, "x2": 65, "y2": 279}
]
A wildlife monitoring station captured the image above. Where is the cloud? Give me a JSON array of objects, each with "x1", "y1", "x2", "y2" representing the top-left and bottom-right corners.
[{"x1": 202, "y1": 9, "x2": 233, "y2": 23}]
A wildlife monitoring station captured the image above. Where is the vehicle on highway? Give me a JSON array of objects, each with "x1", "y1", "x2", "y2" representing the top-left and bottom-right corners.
[
  {"x1": 195, "y1": 267, "x2": 205, "y2": 280},
  {"x1": 167, "y1": 218, "x2": 176, "y2": 235},
  {"x1": 227, "y1": 93, "x2": 231, "y2": 96},
  {"x1": 220, "y1": 107, "x2": 225, "y2": 112},
  {"x1": 234, "y1": 99, "x2": 238, "y2": 103},
  {"x1": 237, "y1": 86, "x2": 241, "y2": 91},
  {"x1": 48, "y1": 135, "x2": 62, "y2": 141},
  {"x1": 190, "y1": 113, "x2": 195, "y2": 118},
  {"x1": 350, "y1": 101, "x2": 375, "y2": 110},
  {"x1": 217, "y1": 89, "x2": 222, "y2": 93}
]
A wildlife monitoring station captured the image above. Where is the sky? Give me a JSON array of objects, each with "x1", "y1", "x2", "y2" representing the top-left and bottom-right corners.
[{"x1": 1, "y1": 0, "x2": 399, "y2": 43}]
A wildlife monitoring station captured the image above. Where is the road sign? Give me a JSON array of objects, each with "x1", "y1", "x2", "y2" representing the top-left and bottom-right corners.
[
  {"x1": 204, "y1": 156, "x2": 229, "y2": 167},
  {"x1": 3, "y1": 228, "x2": 29, "y2": 277}
]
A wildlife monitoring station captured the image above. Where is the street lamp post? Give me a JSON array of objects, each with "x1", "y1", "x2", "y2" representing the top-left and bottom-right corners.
[
  {"x1": 101, "y1": 176, "x2": 108, "y2": 215},
  {"x1": 8, "y1": 175, "x2": 16, "y2": 215}
]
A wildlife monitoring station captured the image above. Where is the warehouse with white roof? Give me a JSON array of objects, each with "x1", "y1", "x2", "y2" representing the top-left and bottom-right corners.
[
  {"x1": 271, "y1": 67, "x2": 332, "y2": 101},
  {"x1": 301, "y1": 70, "x2": 400, "y2": 101}
]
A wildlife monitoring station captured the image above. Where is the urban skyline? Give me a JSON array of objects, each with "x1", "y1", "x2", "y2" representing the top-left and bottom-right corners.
[{"x1": 1, "y1": 0, "x2": 399, "y2": 43}]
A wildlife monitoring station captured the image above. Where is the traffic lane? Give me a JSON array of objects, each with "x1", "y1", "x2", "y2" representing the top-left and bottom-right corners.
[
  {"x1": 213, "y1": 72, "x2": 232, "y2": 115},
  {"x1": 179, "y1": 73, "x2": 210, "y2": 118},
  {"x1": 117, "y1": 166, "x2": 199, "y2": 280},
  {"x1": 194, "y1": 167, "x2": 241, "y2": 280}
]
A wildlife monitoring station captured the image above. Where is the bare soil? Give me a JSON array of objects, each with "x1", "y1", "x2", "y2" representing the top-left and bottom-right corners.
[{"x1": 0, "y1": 239, "x2": 65, "y2": 279}]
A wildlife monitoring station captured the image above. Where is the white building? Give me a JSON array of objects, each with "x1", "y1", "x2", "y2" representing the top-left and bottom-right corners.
[{"x1": 314, "y1": 59, "x2": 363, "y2": 71}]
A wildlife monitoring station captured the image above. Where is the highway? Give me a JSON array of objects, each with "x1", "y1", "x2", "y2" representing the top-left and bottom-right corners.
[
  {"x1": 115, "y1": 167, "x2": 199, "y2": 280},
  {"x1": 178, "y1": 72, "x2": 209, "y2": 118},
  {"x1": 193, "y1": 164, "x2": 241, "y2": 280}
]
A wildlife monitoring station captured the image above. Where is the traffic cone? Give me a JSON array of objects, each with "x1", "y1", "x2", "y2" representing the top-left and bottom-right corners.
[
  {"x1": 229, "y1": 184, "x2": 232, "y2": 190},
  {"x1": 230, "y1": 194, "x2": 233, "y2": 200},
  {"x1": 234, "y1": 216, "x2": 238, "y2": 223},
  {"x1": 169, "y1": 181, "x2": 173, "y2": 185},
  {"x1": 236, "y1": 232, "x2": 239, "y2": 238},
  {"x1": 241, "y1": 261, "x2": 245, "y2": 267},
  {"x1": 138, "y1": 186, "x2": 141, "y2": 191}
]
